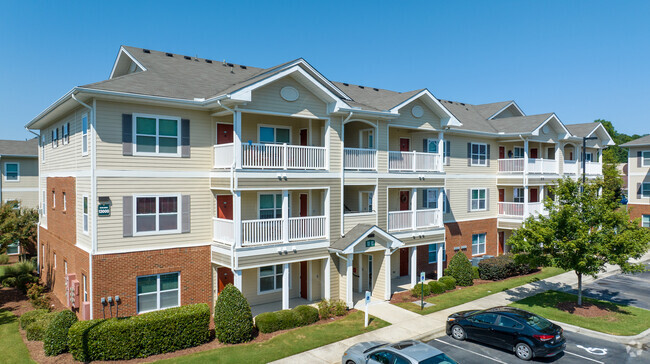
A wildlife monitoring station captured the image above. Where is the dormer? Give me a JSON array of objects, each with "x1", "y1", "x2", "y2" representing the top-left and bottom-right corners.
[
  {"x1": 489, "y1": 101, "x2": 525, "y2": 119},
  {"x1": 109, "y1": 46, "x2": 147, "y2": 79}
]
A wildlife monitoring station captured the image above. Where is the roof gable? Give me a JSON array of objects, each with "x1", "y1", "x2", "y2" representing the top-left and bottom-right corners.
[
  {"x1": 329, "y1": 224, "x2": 401, "y2": 253},
  {"x1": 389, "y1": 90, "x2": 462, "y2": 127}
]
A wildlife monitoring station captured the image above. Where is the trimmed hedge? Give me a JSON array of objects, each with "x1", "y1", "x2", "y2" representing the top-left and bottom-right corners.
[
  {"x1": 214, "y1": 284, "x2": 254, "y2": 344},
  {"x1": 294, "y1": 305, "x2": 319, "y2": 325},
  {"x1": 428, "y1": 281, "x2": 446, "y2": 294},
  {"x1": 446, "y1": 252, "x2": 474, "y2": 286},
  {"x1": 439, "y1": 276, "x2": 456, "y2": 290},
  {"x1": 44, "y1": 310, "x2": 77, "y2": 356},
  {"x1": 25, "y1": 312, "x2": 56, "y2": 341},
  {"x1": 411, "y1": 282, "x2": 430, "y2": 297},
  {"x1": 68, "y1": 303, "x2": 210, "y2": 361},
  {"x1": 20, "y1": 309, "x2": 50, "y2": 329},
  {"x1": 478, "y1": 254, "x2": 534, "y2": 281},
  {"x1": 255, "y1": 305, "x2": 320, "y2": 334}
]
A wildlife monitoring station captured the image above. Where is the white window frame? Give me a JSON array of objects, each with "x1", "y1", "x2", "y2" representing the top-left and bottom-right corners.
[
  {"x1": 136, "y1": 272, "x2": 180, "y2": 314},
  {"x1": 63, "y1": 123, "x2": 70, "y2": 145},
  {"x1": 513, "y1": 188, "x2": 524, "y2": 203},
  {"x1": 584, "y1": 152, "x2": 593, "y2": 162},
  {"x1": 257, "y1": 264, "x2": 290, "y2": 294},
  {"x1": 63, "y1": 192, "x2": 67, "y2": 211},
  {"x1": 470, "y1": 188, "x2": 487, "y2": 211},
  {"x1": 52, "y1": 190, "x2": 56, "y2": 209},
  {"x1": 360, "y1": 129, "x2": 375, "y2": 149},
  {"x1": 133, "y1": 113, "x2": 181, "y2": 157},
  {"x1": 643, "y1": 183, "x2": 650, "y2": 198},
  {"x1": 642, "y1": 215, "x2": 650, "y2": 228},
  {"x1": 64, "y1": 260, "x2": 68, "y2": 275},
  {"x1": 52, "y1": 128, "x2": 59, "y2": 148},
  {"x1": 471, "y1": 143, "x2": 488, "y2": 166},
  {"x1": 258, "y1": 124, "x2": 292, "y2": 145},
  {"x1": 82, "y1": 113, "x2": 89, "y2": 156},
  {"x1": 472, "y1": 233, "x2": 486, "y2": 256},
  {"x1": 359, "y1": 191, "x2": 374, "y2": 212},
  {"x1": 3, "y1": 162, "x2": 19, "y2": 182},
  {"x1": 258, "y1": 192, "x2": 285, "y2": 219},
  {"x1": 82, "y1": 195, "x2": 89, "y2": 234},
  {"x1": 53, "y1": 252, "x2": 57, "y2": 269},
  {"x1": 424, "y1": 188, "x2": 438, "y2": 209},
  {"x1": 6, "y1": 241, "x2": 20, "y2": 255},
  {"x1": 42, "y1": 190, "x2": 47, "y2": 219},
  {"x1": 428, "y1": 243, "x2": 446, "y2": 264},
  {"x1": 426, "y1": 138, "x2": 438, "y2": 153},
  {"x1": 642, "y1": 151, "x2": 650, "y2": 167},
  {"x1": 82, "y1": 274, "x2": 88, "y2": 302},
  {"x1": 133, "y1": 194, "x2": 181, "y2": 236}
]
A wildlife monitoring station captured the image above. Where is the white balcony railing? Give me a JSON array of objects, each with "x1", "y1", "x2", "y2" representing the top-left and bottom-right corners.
[
  {"x1": 288, "y1": 216, "x2": 326, "y2": 241},
  {"x1": 498, "y1": 158, "x2": 525, "y2": 173},
  {"x1": 388, "y1": 209, "x2": 442, "y2": 232},
  {"x1": 498, "y1": 202, "x2": 547, "y2": 218},
  {"x1": 220, "y1": 215, "x2": 328, "y2": 246},
  {"x1": 563, "y1": 160, "x2": 579, "y2": 175},
  {"x1": 242, "y1": 218, "x2": 284, "y2": 245},
  {"x1": 344, "y1": 148, "x2": 377, "y2": 170},
  {"x1": 242, "y1": 143, "x2": 326, "y2": 170},
  {"x1": 213, "y1": 218, "x2": 234, "y2": 244},
  {"x1": 214, "y1": 143, "x2": 234, "y2": 168},
  {"x1": 585, "y1": 161, "x2": 602, "y2": 175},
  {"x1": 388, "y1": 151, "x2": 441, "y2": 172},
  {"x1": 528, "y1": 159, "x2": 558, "y2": 174}
]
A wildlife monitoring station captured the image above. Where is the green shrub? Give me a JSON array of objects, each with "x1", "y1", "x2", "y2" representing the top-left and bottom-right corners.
[
  {"x1": 15, "y1": 273, "x2": 38, "y2": 292},
  {"x1": 44, "y1": 310, "x2": 77, "y2": 356},
  {"x1": 0, "y1": 254, "x2": 9, "y2": 264},
  {"x1": 446, "y1": 252, "x2": 474, "y2": 286},
  {"x1": 428, "y1": 281, "x2": 446, "y2": 294},
  {"x1": 1, "y1": 261, "x2": 35, "y2": 279},
  {"x1": 25, "y1": 312, "x2": 56, "y2": 341},
  {"x1": 255, "y1": 312, "x2": 281, "y2": 333},
  {"x1": 411, "y1": 283, "x2": 430, "y2": 297},
  {"x1": 317, "y1": 299, "x2": 331, "y2": 319},
  {"x1": 276, "y1": 310, "x2": 300, "y2": 329},
  {"x1": 26, "y1": 283, "x2": 50, "y2": 310},
  {"x1": 439, "y1": 276, "x2": 456, "y2": 290},
  {"x1": 20, "y1": 309, "x2": 50, "y2": 329},
  {"x1": 2, "y1": 276, "x2": 16, "y2": 287},
  {"x1": 472, "y1": 266, "x2": 480, "y2": 280},
  {"x1": 331, "y1": 299, "x2": 347, "y2": 316},
  {"x1": 214, "y1": 284, "x2": 253, "y2": 344},
  {"x1": 68, "y1": 303, "x2": 210, "y2": 361},
  {"x1": 478, "y1": 254, "x2": 532, "y2": 281},
  {"x1": 293, "y1": 305, "x2": 319, "y2": 326}
]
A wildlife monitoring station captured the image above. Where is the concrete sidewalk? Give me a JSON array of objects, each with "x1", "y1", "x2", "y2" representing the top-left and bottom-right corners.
[{"x1": 271, "y1": 254, "x2": 650, "y2": 364}]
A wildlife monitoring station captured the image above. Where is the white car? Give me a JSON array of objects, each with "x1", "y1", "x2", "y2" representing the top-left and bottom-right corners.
[{"x1": 342, "y1": 340, "x2": 457, "y2": 364}]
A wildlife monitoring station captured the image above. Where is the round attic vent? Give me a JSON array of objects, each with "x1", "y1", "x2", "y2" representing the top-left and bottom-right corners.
[
  {"x1": 542, "y1": 125, "x2": 550, "y2": 134},
  {"x1": 411, "y1": 105, "x2": 424, "y2": 118},
  {"x1": 280, "y1": 86, "x2": 299, "y2": 102}
]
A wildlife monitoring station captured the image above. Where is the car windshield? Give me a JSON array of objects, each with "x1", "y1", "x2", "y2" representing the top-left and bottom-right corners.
[
  {"x1": 519, "y1": 312, "x2": 553, "y2": 331},
  {"x1": 420, "y1": 353, "x2": 458, "y2": 364}
]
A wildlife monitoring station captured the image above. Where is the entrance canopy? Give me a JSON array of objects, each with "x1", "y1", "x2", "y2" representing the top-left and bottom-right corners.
[{"x1": 329, "y1": 224, "x2": 402, "y2": 254}]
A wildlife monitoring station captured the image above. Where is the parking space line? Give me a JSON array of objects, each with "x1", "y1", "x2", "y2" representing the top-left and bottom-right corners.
[
  {"x1": 432, "y1": 339, "x2": 508, "y2": 364},
  {"x1": 564, "y1": 350, "x2": 605, "y2": 364}
]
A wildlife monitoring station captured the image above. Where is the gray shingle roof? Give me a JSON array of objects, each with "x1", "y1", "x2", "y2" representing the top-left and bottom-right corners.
[
  {"x1": 565, "y1": 122, "x2": 600, "y2": 137},
  {"x1": 621, "y1": 134, "x2": 650, "y2": 147},
  {"x1": 0, "y1": 138, "x2": 38, "y2": 156},
  {"x1": 488, "y1": 113, "x2": 554, "y2": 133},
  {"x1": 473, "y1": 101, "x2": 514, "y2": 119},
  {"x1": 329, "y1": 224, "x2": 381, "y2": 251},
  {"x1": 331, "y1": 83, "x2": 423, "y2": 112}
]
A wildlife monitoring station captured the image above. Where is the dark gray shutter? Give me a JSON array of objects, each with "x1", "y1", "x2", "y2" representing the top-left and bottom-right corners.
[
  {"x1": 467, "y1": 189, "x2": 472, "y2": 212},
  {"x1": 181, "y1": 119, "x2": 190, "y2": 158},
  {"x1": 444, "y1": 189, "x2": 450, "y2": 213},
  {"x1": 445, "y1": 141, "x2": 451, "y2": 165},
  {"x1": 423, "y1": 138, "x2": 428, "y2": 153},
  {"x1": 638, "y1": 183, "x2": 643, "y2": 199},
  {"x1": 122, "y1": 114, "x2": 133, "y2": 156},
  {"x1": 486, "y1": 188, "x2": 490, "y2": 211},
  {"x1": 486, "y1": 145, "x2": 491, "y2": 167},
  {"x1": 467, "y1": 143, "x2": 472, "y2": 166},
  {"x1": 181, "y1": 195, "x2": 191, "y2": 233},
  {"x1": 422, "y1": 189, "x2": 428, "y2": 208},
  {"x1": 123, "y1": 196, "x2": 133, "y2": 237},
  {"x1": 638, "y1": 151, "x2": 643, "y2": 168}
]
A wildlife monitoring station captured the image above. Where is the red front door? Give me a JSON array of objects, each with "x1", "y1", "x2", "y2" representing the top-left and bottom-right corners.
[
  {"x1": 498, "y1": 231, "x2": 505, "y2": 255},
  {"x1": 499, "y1": 146, "x2": 505, "y2": 159},
  {"x1": 399, "y1": 138, "x2": 410, "y2": 152},
  {"x1": 217, "y1": 267, "x2": 233, "y2": 293},
  {"x1": 400, "y1": 248, "x2": 409, "y2": 276},
  {"x1": 399, "y1": 191, "x2": 410, "y2": 211},
  {"x1": 300, "y1": 129, "x2": 308, "y2": 146},
  {"x1": 299, "y1": 194, "x2": 308, "y2": 217},
  {"x1": 530, "y1": 148, "x2": 538, "y2": 159},
  {"x1": 217, "y1": 123, "x2": 233, "y2": 144},
  {"x1": 300, "y1": 261, "x2": 308, "y2": 299},
  {"x1": 530, "y1": 188, "x2": 539, "y2": 203},
  {"x1": 498, "y1": 189, "x2": 505, "y2": 202},
  {"x1": 217, "y1": 195, "x2": 233, "y2": 220}
]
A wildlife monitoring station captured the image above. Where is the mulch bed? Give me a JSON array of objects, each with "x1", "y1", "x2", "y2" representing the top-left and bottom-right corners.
[{"x1": 555, "y1": 301, "x2": 617, "y2": 318}]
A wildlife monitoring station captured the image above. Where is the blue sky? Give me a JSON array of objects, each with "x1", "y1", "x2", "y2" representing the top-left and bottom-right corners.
[{"x1": 1, "y1": 0, "x2": 649, "y2": 140}]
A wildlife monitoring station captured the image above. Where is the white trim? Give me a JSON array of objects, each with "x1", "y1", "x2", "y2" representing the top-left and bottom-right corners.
[
  {"x1": 471, "y1": 233, "x2": 487, "y2": 256},
  {"x1": 109, "y1": 46, "x2": 148, "y2": 79},
  {"x1": 6, "y1": 241, "x2": 20, "y2": 255},
  {"x1": 641, "y1": 151, "x2": 650, "y2": 167},
  {"x1": 81, "y1": 113, "x2": 89, "y2": 156},
  {"x1": 388, "y1": 89, "x2": 462, "y2": 127},
  {"x1": 470, "y1": 143, "x2": 488, "y2": 166},
  {"x1": 136, "y1": 271, "x2": 180, "y2": 314},
  {"x1": 332, "y1": 225, "x2": 402, "y2": 254},
  {"x1": 470, "y1": 188, "x2": 488, "y2": 211},
  {"x1": 531, "y1": 114, "x2": 570, "y2": 139},
  {"x1": 257, "y1": 124, "x2": 292, "y2": 144},
  {"x1": 487, "y1": 101, "x2": 525, "y2": 120},
  {"x1": 3, "y1": 162, "x2": 20, "y2": 182},
  {"x1": 132, "y1": 113, "x2": 182, "y2": 157},
  {"x1": 133, "y1": 194, "x2": 182, "y2": 236},
  {"x1": 257, "y1": 264, "x2": 290, "y2": 295}
]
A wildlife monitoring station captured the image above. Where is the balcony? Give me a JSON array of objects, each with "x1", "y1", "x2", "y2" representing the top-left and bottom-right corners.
[
  {"x1": 344, "y1": 148, "x2": 377, "y2": 170},
  {"x1": 498, "y1": 202, "x2": 547, "y2": 218},
  {"x1": 388, "y1": 151, "x2": 441, "y2": 172},
  {"x1": 563, "y1": 160, "x2": 579, "y2": 175},
  {"x1": 213, "y1": 215, "x2": 327, "y2": 246},
  {"x1": 498, "y1": 158, "x2": 558, "y2": 174},
  {"x1": 388, "y1": 209, "x2": 442, "y2": 232},
  {"x1": 214, "y1": 143, "x2": 326, "y2": 170}
]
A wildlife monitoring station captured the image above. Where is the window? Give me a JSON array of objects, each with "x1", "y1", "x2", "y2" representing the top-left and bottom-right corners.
[
  {"x1": 426, "y1": 138, "x2": 438, "y2": 153},
  {"x1": 83, "y1": 196, "x2": 89, "y2": 233},
  {"x1": 53, "y1": 127, "x2": 59, "y2": 148},
  {"x1": 82, "y1": 113, "x2": 89, "y2": 155},
  {"x1": 471, "y1": 143, "x2": 487, "y2": 166},
  {"x1": 259, "y1": 193, "x2": 283, "y2": 219},
  {"x1": 360, "y1": 191, "x2": 373, "y2": 212},
  {"x1": 134, "y1": 115, "x2": 180, "y2": 155},
  {"x1": 63, "y1": 123, "x2": 70, "y2": 144},
  {"x1": 259, "y1": 265, "x2": 287, "y2": 293},
  {"x1": 135, "y1": 195, "x2": 179, "y2": 234},
  {"x1": 470, "y1": 188, "x2": 487, "y2": 211},
  {"x1": 137, "y1": 272, "x2": 180, "y2": 313},
  {"x1": 4, "y1": 163, "x2": 19, "y2": 181},
  {"x1": 6, "y1": 241, "x2": 19, "y2": 255},
  {"x1": 424, "y1": 188, "x2": 438, "y2": 209},
  {"x1": 643, "y1": 151, "x2": 650, "y2": 167},
  {"x1": 5, "y1": 200, "x2": 20, "y2": 209},
  {"x1": 259, "y1": 126, "x2": 290, "y2": 144},
  {"x1": 444, "y1": 140, "x2": 450, "y2": 159},
  {"x1": 53, "y1": 252, "x2": 57, "y2": 269},
  {"x1": 64, "y1": 260, "x2": 68, "y2": 275},
  {"x1": 428, "y1": 243, "x2": 446, "y2": 264},
  {"x1": 360, "y1": 129, "x2": 374, "y2": 149},
  {"x1": 643, "y1": 183, "x2": 650, "y2": 198},
  {"x1": 585, "y1": 152, "x2": 593, "y2": 162},
  {"x1": 642, "y1": 215, "x2": 650, "y2": 228},
  {"x1": 498, "y1": 316, "x2": 524, "y2": 329},
  {"x1": 472, "y1": 233, "x2": 486, "y2": 255},
  {"x1": 513, "y1": 188, "x2": 524, "y2": 203},
  {"x1": 82, "y1": 274, "x2": 88, "y2": 302},
  {"x1": 52, "y1": 190, "x2": 56, "y2": 209},
  {"x1": 63, "y1": 192, "x2": 67, "y2": 211},
  {"x1": 514, "y1": 147, "x2": 524, "y2": 158},
  {"x1": 470, "y1": 313, "x2": 498, "y2": 325}
]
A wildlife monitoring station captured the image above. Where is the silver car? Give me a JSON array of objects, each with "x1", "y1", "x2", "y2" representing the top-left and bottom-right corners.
[{"x1": 342, "y1": 340, "x2": 457, "y2": 364}]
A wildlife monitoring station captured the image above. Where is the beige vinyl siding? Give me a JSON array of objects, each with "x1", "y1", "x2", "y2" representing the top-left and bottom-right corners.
[
  {"x1": 629, "y1": 147, "x2": 650, "y2": 204},
  {"x1": 75, "y1": 176, "x2": 92, "y2": 251},
  {"x1": 236, "y1": 248, "x2": 328, "y2": 269},
  {"x1": 497, "y1": 176, "x2": 525, "y2": 186},
  {"x1": 211, "y1": 250, "x2": 230, "y2": 267},
  {"x1": 210, "y1": 178, "x2": 230, "y2": 189},
  {"x1": 372, "y1": 251, "x2": 386, "y2": 300},
  {"x1": 337, "y1": 255, "x2": 347, "y2": 301},
  {"x1": 95, "y1": 100, "x2": 213, "y2": 171},
  {"x1": 330, "y1": 184, "x2": 341, "y2": 239},
  {"x1": 95, "y1": 177, "x2": 211, "y2": 253},
  {"x1": 377, "y1": 182, "x2": 388, "y2": 230},
  {"x1": 240, "y1": 263, "x2": 300, "y2": 307},
  {"x1": 377, "y1": 121, "x2": 388, "y2": 173},
  {"x1": 391, "y1": 99, "x2": 442, "y2": 130},
  {"x1": 381, "y1": 178, "x2": 444, "y2": 187},
  {"x1": 343, "y1": 185, "x2": 375, "y2": 212},
  {"x1": 444, "y1": 134, "x2": 498, "y2": 175},
  {"x1": 445, "y1": 175, "x2": 498, "y2": 222},
  {"x1": 343, "y1": 213, "x2": 377, "y2": 235},
  {"x1": 240, "y1": 114, "x2": 325, "y2": 147},
  {"x1": 310, "y1": 259, "x2": 322, "y2": 300},
  {"x1": 41, "y1": 106, "x2": 91, "y2": 173},
  {"x1": 237, "y1": 178, "x2": 338, "y2": 190},
  {"x1": 243, "y1": 76, "x2": 329, "y2": 119},
  {"x1": 1, "y1": 157, "x2": 39, "y2": 208},
  {"x1": 330, "y1": 116, "x2": 343, "y2": 172},
  {"x1": 329, "y1": 254, "x2": 340, "y2": 300}
]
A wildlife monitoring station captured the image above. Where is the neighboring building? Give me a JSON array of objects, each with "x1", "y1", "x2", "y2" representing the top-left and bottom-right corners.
[
  {"x1": 26, "y1": 46, "x2": 612, "y2": 320},
  {"x1": 0, "y1": 138, "x2": 39, "y2": 209},
  {"x1": 621, "y1": 135, "x2": 650, "y2": 227}
]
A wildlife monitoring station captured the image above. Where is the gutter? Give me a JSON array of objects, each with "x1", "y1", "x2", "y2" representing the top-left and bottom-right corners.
[{"x1": 334, "y1": 107, "x2": 397, "y2": 119}]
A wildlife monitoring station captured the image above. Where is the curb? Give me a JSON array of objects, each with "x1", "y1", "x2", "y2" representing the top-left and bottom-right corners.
[
  {"x1": 410, "y1": 327, "x2": 447, "y2": 343},
  {"x1": 550, "y1": 320, "x2": 650, "y2": 348}
]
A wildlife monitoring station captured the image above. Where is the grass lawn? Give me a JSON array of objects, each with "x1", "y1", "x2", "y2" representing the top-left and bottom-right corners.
[
  {"x1": 0, "y1": 309, "x2": 35, "y2": 364},
  {"x1": 509, "y1": 290, "x2": 650, "y2": 336},
  {"x1": 394, "y1": 267, "x2": 567, "y2": 315},
  {"x1": 157, "y1": 311, "x2": 390, "y2": 364}
]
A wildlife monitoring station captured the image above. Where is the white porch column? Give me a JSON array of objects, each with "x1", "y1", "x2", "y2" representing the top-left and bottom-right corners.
[
  {"x1": 233, "y1": 191, "x2": 242, "y2": 247},
  {"x1": 438, "y1": 188, "x2": 444, "y2": 227},
  {"x1": 411, "y1": 188, "x2": 417, "y2": 230},
  {"x1": 346, "y1": 254, "x2": 354, "y2": 308},
  {"x1": 438, "y1": 131, "x2": 445, "y2": 172},
  {"x1": 437, "y1": 244, "x2": 444, "y2": 280},
  {"x1": 410, "y1": 247, "x2": 417, "y2": 288},
  {"x1": 384, "y1": 250, "x2": 392, "y2": 300},
  {"x1": 358, "y1": 255, "x2": 363, "y2": 293},
  {"x1": 555, "y1": 143, "x2": 560, "y2": 174},
  {"x1": 523, "y1": 139, "x2": 529, "y2": 218},
  {"x1": 234, "y1": 110, "x2": 242, "y2": 169},
  {"x1": 523, "y1": 185, "x2": 529, "y2": 217},
  {"x1": 233, "y1": 269, "x2": 243, "y2": 291},
  {"x1": 523, "y1": 139, "x2": 529, "y2": 175},
  {"x1": 282, "y1": 263, "x2": 290, "y2": 310},
  {"x1": 324, "y1": 256, "x2": 331, "y2": 300},
  {"x1": 282, "y1": 190, "x2": 289, "y2": 243}
]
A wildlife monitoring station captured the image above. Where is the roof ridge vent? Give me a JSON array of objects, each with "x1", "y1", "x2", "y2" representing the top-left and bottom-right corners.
[
  {"x1": 373, "y1": 88, "x2": 379, "y2": 91},
  {"x1": 142, "y1": 49, "x2": 151, "y2": 53},
  {"x1": 165, "y1": 52, "x2": 173, "y2": 57},
  {"x1": 342, "y1": 83, "x2": 349, "y2": 86},
  {"x1": 205, "y1": 59, "x2": 213, "y2": 63},
  {"x1": 240, "y1": 65, "x2": 247, "y2": 69},
  {"x1": 184, "y1": 55, "x2": 191, "y2": 60},
  {"x1": 358, "y1": 85, "x2": 364, "y2": 89}
]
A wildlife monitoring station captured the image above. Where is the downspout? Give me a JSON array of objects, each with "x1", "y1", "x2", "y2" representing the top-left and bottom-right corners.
[
  {"x1": 334, "y1": 251, "x2": 348, "y2": 262},
  {"x1": 26, "y1": 128, "x2": 40, "y2": 274},
  {"x1": 216, "y1": 100, "x2": 238, "y2": 274},
  {"x1": 341, "y1": 112, "x2": 353, "y2": 238},
  {"x1": 72, "y1": 94, "x2": 96, "y2": 319}
]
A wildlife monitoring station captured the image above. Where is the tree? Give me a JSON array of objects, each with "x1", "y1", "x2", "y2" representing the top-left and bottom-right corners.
[
  {"x1": 509, "y1": 177, "x2": 650, "y2": 305},
  {"x1": 0, "y1": 202, "x2": 38, "y2": 256},
  {"x1": 213, "y1": 284, "x2": 253, "y2": 344},
  {"x1": 598, "y1": 119, "x2": 647, "y2": 164}
]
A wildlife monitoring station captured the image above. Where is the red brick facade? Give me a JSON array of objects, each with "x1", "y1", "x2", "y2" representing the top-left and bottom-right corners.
[
  {"x1": 415, "y1": 245, "x2": 446, "y2": 279},
  {"x1": 92, "y1": 246, "x2": 212, "y2": 319},
  {"x1": 628, "y1": 204, "x2": 650, "y2": 226},
  {"x1": 445, "y1": 218, "x2": 498, "y2": 259}
]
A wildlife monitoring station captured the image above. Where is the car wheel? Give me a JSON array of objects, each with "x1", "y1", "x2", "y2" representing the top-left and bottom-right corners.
[
  {"x1": 515, "y1": 342, "x2": 533, "y2": 361},
  {"x1": 345, "y1": 360, "x2": 356, "y2": 364},
  {"x1": 451, "y1": 325, "x2": 466, "y2": 340}
]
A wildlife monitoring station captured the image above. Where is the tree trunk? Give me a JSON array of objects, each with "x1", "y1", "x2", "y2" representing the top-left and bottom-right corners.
[{"x1": 577, "y1": 272, "x2": 583, "y2": 306}]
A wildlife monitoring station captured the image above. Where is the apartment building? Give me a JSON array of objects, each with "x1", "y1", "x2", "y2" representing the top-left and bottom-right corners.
[
  {"x1": 0, "y1": 138, "x2": 38, "y2": 209},
  {"x1": 26, "y1": 46, "x2": 612, "y2": 320},
  {"x1": 622, "y1": 135, "x2": 650, "y2": 227}
]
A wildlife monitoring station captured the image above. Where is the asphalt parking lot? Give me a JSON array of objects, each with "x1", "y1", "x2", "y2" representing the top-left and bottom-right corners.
[
  {"x1": 570, "y1": 263, "x2": 650, "y2": 310},
  {"x1": 427, "y1": 331, "x2": 650, "y2": 364}
]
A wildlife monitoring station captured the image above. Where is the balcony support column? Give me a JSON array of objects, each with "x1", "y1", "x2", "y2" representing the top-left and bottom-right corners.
[
  {"x1": 233, "y1": 191, "x2": 242, "y2": 248},
  {"x1": 438, "y1": 188, "x2": 444, "y2": 227},
  {"x1": 437, "y1": 244, "x2": 444, "y2": 280},
  {"x1": 410, "y1": 247, "x2": 417, "y2": 288},
  {"x1": 282, "y1": 263, "x2": 290, "y2": 310},
  {"x1": 324, "y1": 256, "x2": 331, "y2": 300},
  {"x1": 384, "y1": 249, "x2": 392, "y2": 301},
  {"x1": 358, "y1": 255, "x2": 363, "y2": 293},
  {"x1": 346, "y1": 254, "x2": 354, "y2": 308},
  {"x1": 282, "y1": 190, "x2": 289, "y2": 243},
  {"x1": 411, "y1": 188, "x2": 417, "y2": 230},
  {"x1": 555, "y1": 143, "x2": 560, "y2": 174},
  {"x1": 438, "y1": 131, "x2": 445, "y2": 172},
  {"x1": 233, "y1": 269, "x2": 242, "y2": 291},
  {"x1": 524, "y1": 185, "x2": 529, "y2": 218},
  {"x1": 234, "y1": 110, "x2": 242, "y2": 170}
]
